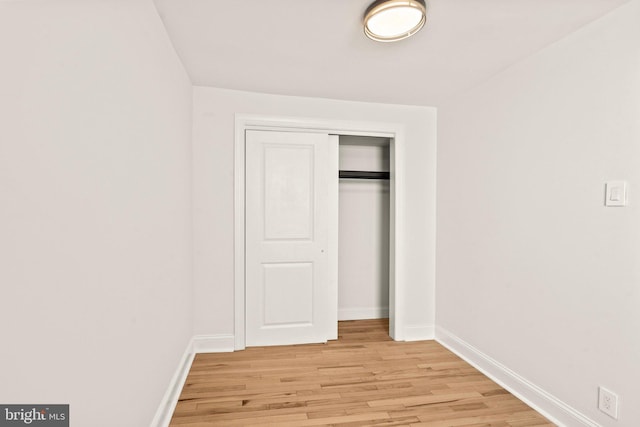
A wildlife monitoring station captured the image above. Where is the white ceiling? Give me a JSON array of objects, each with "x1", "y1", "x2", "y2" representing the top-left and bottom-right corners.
[{"x1": 153, "y1": 0, "x2": 629, "y2": 107}]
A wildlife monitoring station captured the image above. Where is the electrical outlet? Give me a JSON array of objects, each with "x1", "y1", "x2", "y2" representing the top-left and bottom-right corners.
[{"x1": 598, "y1": 386, "x2": 619, "y2": 419}]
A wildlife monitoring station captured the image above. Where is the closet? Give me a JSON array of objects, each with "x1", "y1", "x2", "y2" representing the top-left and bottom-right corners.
[
  {"x1": 338, "y1": 135, "x2": 390, "y2": 323},
  {"x1": 243, "y1": 128, "x2": 397, "y2": 347}
]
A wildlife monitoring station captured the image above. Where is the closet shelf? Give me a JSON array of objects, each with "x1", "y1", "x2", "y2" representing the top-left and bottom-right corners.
[{"x1": 339, "y1": 170, "x2": 390, "y2": 180}]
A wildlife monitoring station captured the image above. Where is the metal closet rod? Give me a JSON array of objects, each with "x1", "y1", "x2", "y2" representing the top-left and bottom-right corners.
[{"x1": 339, "y1": 170, "x2": 390, "y2": 180}]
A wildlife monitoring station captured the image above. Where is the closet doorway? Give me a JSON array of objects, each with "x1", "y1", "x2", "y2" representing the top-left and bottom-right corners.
[
  {"x1": 234, "y1": 115, "x2": 406, "y2": 350},
  {"x1": 338, "y1": 136, "x2": 390, "y2": 322}
]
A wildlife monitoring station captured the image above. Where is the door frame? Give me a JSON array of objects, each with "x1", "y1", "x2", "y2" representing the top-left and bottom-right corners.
[{"x1": 234, "y1": 114, "x2": 406, "y2": 350}]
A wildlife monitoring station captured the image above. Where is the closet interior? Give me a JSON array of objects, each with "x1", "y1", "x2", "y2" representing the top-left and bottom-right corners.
[{"x1": 338, "y1": 135, "x2": 391, "y2": 323}]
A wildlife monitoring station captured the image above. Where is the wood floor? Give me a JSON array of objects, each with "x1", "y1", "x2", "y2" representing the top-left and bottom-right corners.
[{"x1": 170, "y1": 319, "x2": 553, "y2": 426}]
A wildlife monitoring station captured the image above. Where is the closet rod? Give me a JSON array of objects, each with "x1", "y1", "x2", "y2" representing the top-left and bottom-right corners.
[{"x1": 339, "y1": 170, "x2": 390, "y2": 180}]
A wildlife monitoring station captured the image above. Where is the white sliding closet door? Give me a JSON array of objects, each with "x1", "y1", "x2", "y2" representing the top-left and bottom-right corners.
[{"x1": 245, "y1": 130, "x2": 338, "y2": 346}]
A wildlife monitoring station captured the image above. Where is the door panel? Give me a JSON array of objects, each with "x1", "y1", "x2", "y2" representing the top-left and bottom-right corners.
[
  {"x1": 263, "y1": 262, "x2": 313, "y2": 325},
  {"x1": 263, "y1": 144, "x2": 314, "y2": 240},
  {"x1": 245, "y1": 130, "x2": 336, "y2": 346}
]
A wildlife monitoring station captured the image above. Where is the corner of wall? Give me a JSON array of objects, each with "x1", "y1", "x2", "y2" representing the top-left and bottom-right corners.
[
  {"x1": 150, "y1": 338, "x2": 195, "y2": 427},
  {"x1": 150, "y1": 334, "x2": 236, "y2": 427}
]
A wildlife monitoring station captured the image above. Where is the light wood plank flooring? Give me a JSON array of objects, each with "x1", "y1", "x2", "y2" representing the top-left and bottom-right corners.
[{"x1": 170, "y1": 319, "x2": 553, "y2": 426}]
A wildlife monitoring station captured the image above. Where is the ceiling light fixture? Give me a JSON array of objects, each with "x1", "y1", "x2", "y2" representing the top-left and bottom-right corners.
[{"x1": 364, "y1": 0, "x2": 427, "y2": 42}]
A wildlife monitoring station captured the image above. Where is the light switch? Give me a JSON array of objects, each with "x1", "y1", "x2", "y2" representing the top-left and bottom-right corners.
[{"x1": 605, "y1": 181, "x2": 627, "y2": 207}]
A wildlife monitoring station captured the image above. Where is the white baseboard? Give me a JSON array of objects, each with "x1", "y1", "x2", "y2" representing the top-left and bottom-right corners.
[
  {"x1": 151, "y1": 334, "x2": 235, "y2": 427},
  {"x1": 435, "y1": 326, "x2": 600, "y2": 427},
  {"x1": 192, "y1": 334, "x2": 235, "y2": 353},
  {"x1": 150, "y1": 338, "x2": 195, "y2": 427},
  {"x1": 338, "y1": 307, "x2": 389, "y2": 321},
  {"x1": 403, "y1": 324, "x2": 435, "y2": 341}
]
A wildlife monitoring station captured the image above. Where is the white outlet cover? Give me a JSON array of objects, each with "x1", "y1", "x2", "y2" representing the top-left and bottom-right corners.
[{"x1": 598, "y1": 386, "x2": 619, "y2": 419}]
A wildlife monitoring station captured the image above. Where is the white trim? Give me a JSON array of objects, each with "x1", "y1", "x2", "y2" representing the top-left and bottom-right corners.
[
  {"x1": 192, "y1": 334, "x2": 235, "y2": 353},
  {"x1": 236, "y1": 114, "x2": 400, "y2": 137},
  {"x1": 151, "y1": 335, "x2": 237, "y2": 427},
  {"x1": 338, "y1": 307, "x2": 389, "y2": 321},
  {"x1": 150, "y1": 338, "x2": 195, "y2": 427},
  {"x1": 234, "y1": 118, "x2": 246, "y2": 350},
  {"x1": 403, "y1": 324, "x2": 435, "y2": 341},
  {"x1": 435, "y1": 326, "x2": 600, "y2": 427},
  {"x1": 327, "y1": 135, "x2": 339, "y2": 340},
  {"x1": 388, "y1": 134, "x2": 402, "y2": 341},
  {"x1": 235, "y1": 114, "x2": 406, "y2": 349}
]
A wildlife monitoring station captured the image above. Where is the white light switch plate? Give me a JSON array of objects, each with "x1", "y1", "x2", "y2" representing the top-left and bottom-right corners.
[{"x1": 605, "y1": 181, "x2": 627, "y2": 207}]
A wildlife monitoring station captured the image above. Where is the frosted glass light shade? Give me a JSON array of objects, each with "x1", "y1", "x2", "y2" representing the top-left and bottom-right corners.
[{"x1": 364, "y1": 0, "x2": 427, "y2": 42}]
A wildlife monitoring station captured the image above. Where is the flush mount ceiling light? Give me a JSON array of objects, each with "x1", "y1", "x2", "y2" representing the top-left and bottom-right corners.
[{"x1": 364, "y1": 0, "x2": 427, "y2": 42}]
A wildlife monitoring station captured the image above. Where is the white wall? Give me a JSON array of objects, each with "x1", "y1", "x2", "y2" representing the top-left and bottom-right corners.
[
  {"x1": 0, "y1": 1, "x2": 193, "y2": 426},
  {"x1": 338, "y1": 136, "x2": 390, "y2": 320},
  {"x1": 437, "y1": 1, "x2": 640, "y2": 425},
  {"x1": 192, "y1": 87, "x2": 436, "y2": 339}
]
